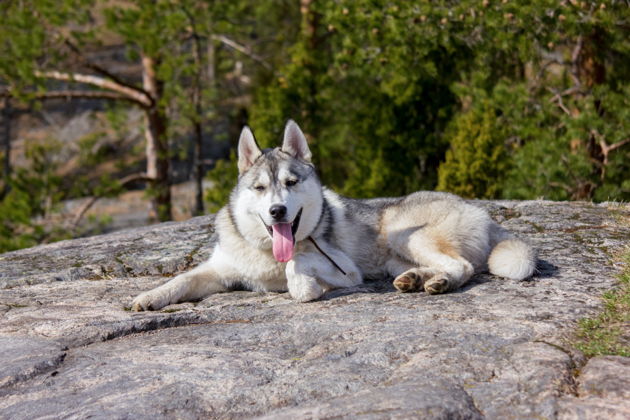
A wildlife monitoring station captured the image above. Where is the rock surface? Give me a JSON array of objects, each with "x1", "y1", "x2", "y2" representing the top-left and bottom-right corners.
[
  {"x1": 0, "y1": 200, "x2": 628, "y2": 419},
  {"x1": 558, "y1": 356, "x2": 630, "y2": 419}
]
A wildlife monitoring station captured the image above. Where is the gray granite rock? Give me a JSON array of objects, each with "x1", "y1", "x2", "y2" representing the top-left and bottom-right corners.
[
  {"x1": 0, "y1": 200, "x2": 628, "y2": 419},
  {"x1": 578, "y1": 356, "x2": 630, "y2": 400},
  {"x1": 558, "y1": 356, "x2": 630, "y2": 419}
]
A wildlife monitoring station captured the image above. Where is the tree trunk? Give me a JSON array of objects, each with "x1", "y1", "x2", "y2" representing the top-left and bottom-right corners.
[
  {"x1": 579, "y1": 31, "x2": 607, "y2": 198},
  {"x1": 192, "y1": 119, "x2": 204, "y2": 216},
  {"x1": 190, "y1": 26, "x2": 211, "y2": 217},
  {"x1": 578, "y1": 32, "x2": 606, "y2": 89},
  {"x1": 300, "y1": 0, "x2": 319, "y2": 122},
  {"x1": 299, "y1": 0, "x2": 323, "y2": 166},
  {"x1": 299, "y1": 0, "x2": 318, "y2": 128},
  {"x1": 1, "y1": 97, "x2": 11, "y2": 199},
  {"x1": 142, "y1": 55, "x2": 172, "y2": 222}
]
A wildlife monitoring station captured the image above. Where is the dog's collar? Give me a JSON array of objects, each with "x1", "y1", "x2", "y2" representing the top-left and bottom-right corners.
[{"x1": 307, "y1": 237, "x2": 347, "y2": 276}]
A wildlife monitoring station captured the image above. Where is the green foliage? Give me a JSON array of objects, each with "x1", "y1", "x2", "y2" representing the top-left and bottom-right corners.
[
  {"x1": 444, "y1": 1, "x2": 630, "y2": 201},
  {"x1": 437, "y1": 101, "x2": 508, "y2": 199},
  {"x1": 0, "y1": 0, "x2": 95, "y2": 96},
  {"x1": 0, "y1": 139, "x2": 69, "y2": 252},
  {"x1": 251, "y1": 0, "x2": 630, "y2": 201},
  {"x1": 0, "y1": 188, "x2": 45, "y2": 252},
  {"x1": 0, "y1": 130, "x2": 132, "y2": 253},
  {"x1": 251, "y1": 0, "x2": 464, "y2": 197},
  {"x1": 204, "y1": 151, "x2": 238, "y2": 213},
  {"x1": 499, "y1": 84, "x2": 630, "y2": 201},
  {"x1": 575, "y1": 248, "x2": 630, "y2": 357}
]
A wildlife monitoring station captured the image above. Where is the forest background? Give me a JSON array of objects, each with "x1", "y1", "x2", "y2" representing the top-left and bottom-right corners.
[{"x1": 0, "y1": 0, "x2": 628, "y2": 253}]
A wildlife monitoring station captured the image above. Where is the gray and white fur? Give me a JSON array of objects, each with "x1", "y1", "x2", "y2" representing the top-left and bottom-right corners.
[{"x1": 131, "y1": 121, "x2": 536, "y2": 310}]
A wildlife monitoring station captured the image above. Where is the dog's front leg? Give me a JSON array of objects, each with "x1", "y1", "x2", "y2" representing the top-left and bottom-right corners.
[
  {"x1": 286, "y1": 247, "x2": 362, "y2": 302},
  {"x1": 285, "y1": 259, "x2": 324, "y2": 303},
  {"x1": 131, "y1": 249, "x2": 231, "y2": 311}
]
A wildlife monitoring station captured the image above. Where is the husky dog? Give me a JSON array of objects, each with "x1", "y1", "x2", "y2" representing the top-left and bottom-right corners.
[{"x1": 131, "y1": 121, "x2": 536, "y2": 311}]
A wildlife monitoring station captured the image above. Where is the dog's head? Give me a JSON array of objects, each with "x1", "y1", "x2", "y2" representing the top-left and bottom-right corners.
[{"x1": 230, "y1": 120, "x2": 323, "y2": 262}]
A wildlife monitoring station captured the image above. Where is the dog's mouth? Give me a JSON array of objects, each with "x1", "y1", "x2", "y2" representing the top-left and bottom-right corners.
[{"x1": 262, "y1": 208, "x2": 302, "y2": 263}]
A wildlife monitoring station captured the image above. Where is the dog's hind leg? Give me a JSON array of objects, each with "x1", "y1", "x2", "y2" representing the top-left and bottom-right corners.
[
  {"x1": 397, "y1": 235, "x2": 475, "y2": 294},
  {"x1": 391, "y1": 256, "x2": 473, "y2": 294},
  {"x1": 420, "y1": 253, "x2": 474, "y2": 294}
]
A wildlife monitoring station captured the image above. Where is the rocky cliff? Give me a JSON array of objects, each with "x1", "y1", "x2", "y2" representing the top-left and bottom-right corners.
[{"x1": 0, "y1": 200, "x2": 628, "y2": 419}]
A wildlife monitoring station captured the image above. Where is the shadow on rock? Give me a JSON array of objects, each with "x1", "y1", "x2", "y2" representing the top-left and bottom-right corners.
[
  {"x1": 319, "y1": 278, "x2": 397, "y2": 301},
  {"x1": 536, "y1": 259, "x2": 559, "y2": 278}
]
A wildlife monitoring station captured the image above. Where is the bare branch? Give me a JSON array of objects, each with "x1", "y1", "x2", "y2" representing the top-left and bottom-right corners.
[
  {"x1": 40, "y1": 90, "x2": 129, "y2": 101},
  {"x1": 1, "y1": 89, "x2": 148, "y2": 106},
  {"x1": 33, "y1": 90, "x2": 134, "y2": 102},
  {"x1": 547, "y1": 87, "x2": 572, "y2": 116},
  {"x1": 69, "y1": 172, "x2": 151, "y2": 230},
  {"x1": 550, "y1": 98, "x2": 571, "y2": 116},
  {"x1": 34, "y1": 70, "x2": 153, "y2": 107},
  {"x1": 607, "y1": 138, "x2": 630, "y2": 154},
  {"x1": 557, "y1": 86, "x2": 582, "y2": 98},
  {"x1": 592, "y1": 129, "x2": 630, "y2": 172},
  {"x1": 570, "y1": 35, "x2": 583, "y2": 87},
  {"x1": 118, "y1": 172, "x2": 153, "y2": 185},
  {"x1": 62, "y1": 39, "x2": 148, "y2": 100},
  {"x1": 219, "y1": 94, "x2": 252, "y2": 107},
  {"x1": 548, "y1": 181, "x2": 574, "y2": 193},
  {"x1": 69, "y1": 196, "x2": 100, "y2": 230},
  {"x1": 211, "y1": 34, "x2": 272, "y2": 70}
]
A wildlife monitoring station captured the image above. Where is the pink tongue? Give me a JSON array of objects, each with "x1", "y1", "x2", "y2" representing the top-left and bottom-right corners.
[{"x1": 271, "y1": 223, "x2": 294, "y2": 262}]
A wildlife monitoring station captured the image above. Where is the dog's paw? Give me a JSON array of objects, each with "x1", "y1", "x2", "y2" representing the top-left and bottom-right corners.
[
  {"x1": 393, "y1": 271, "x2": 421, "y2": 293},
  {"x1": 393, "y1": 267, "x2": 437, "y2": 293},
  {"x1": 130, "y1": 291, "x2": 170, "y2": 311},
  {"x1": 291, "y1": 281, "x2": 324, "y2": 302},
  {"x1": 288, "y1": 276, "x2": 324, "y2": 302},
  {"x1": 424, "y1": 275, "x2": 450, "y2": 295}
]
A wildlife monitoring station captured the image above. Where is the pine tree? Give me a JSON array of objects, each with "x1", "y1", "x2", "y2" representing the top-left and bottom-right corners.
[{"x1": 437, "y1": 102, "x2": 508, "y2": 199}]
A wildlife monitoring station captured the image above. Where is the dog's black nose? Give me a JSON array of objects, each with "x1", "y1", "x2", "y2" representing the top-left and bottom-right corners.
[{"x1": 269, "y1": 204, "x2": 287, "y2": 220}]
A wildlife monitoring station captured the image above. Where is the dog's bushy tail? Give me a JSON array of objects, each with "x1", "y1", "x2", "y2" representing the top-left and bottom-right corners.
[{"x1": 488, "y1": 238, "x2": 536, "y2": 280}]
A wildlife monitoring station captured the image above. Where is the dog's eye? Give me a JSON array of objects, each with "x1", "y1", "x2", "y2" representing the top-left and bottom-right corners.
[
  {"x1": 285, "y1": 179, "x2": 298, "y2": 187},
  {"x1": 254, "y1": 185, "x2": 265, "y2": 191}
]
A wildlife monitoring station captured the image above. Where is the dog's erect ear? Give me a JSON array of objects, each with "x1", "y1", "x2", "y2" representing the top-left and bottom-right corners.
[
  {"x1": 237, "y1": 126, "x2": 262, "y2": 174},
  {"x1": 281, "y1": 120, "x2": 312, "y2": 162}
]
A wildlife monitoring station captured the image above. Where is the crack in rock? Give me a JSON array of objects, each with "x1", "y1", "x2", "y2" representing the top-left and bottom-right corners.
[{"x1": 0, "y1": 336, "x2": 67, "y2": 392}]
